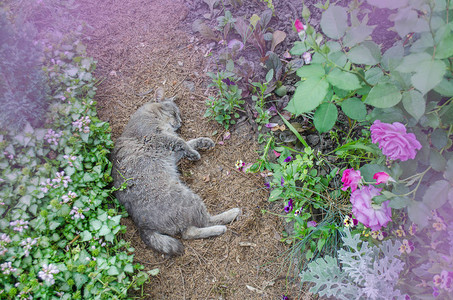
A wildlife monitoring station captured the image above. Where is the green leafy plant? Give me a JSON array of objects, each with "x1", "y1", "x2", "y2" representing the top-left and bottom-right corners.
[
  {"x1": 0, "y1": 27, "x2": 152, "y2": 299},
  {"x1": 204, "y1": 66, "x2": 244, "y2": 130},
  {"x1": 0, "y1": 9, "x2": 48, "y2": 131},
  {"x1": 283, "y1": 1, "x2": 453, "y2": 298}
]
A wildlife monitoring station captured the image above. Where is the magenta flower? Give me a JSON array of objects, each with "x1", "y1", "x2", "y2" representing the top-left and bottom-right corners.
[
  {"x1": 273, "y1": 150, "x2": 281, "y2": 158},
  {"x1": 350, "y1": 185, "x2": 392, "y2": 231},
  {"x1": 294, "y1": 19, "x2": 304, "y2": 32},
  {"x1": 341, "y1": 168, "x2": 362, "y2": 193},
  {"x1": 370, "y1": 120, "x2": 422, "y2": 161},
  {"x1": 373, "y1": 172, "x2": 394, "y2": 185}
]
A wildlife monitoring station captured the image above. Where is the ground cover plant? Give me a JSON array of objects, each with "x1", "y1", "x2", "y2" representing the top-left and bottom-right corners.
[
  {"x1": 200, "y1": 0, "x2": 453, "y2": 299},
  {"x1": 0, "y1": 8, "x2": 152, "y2": 299}
]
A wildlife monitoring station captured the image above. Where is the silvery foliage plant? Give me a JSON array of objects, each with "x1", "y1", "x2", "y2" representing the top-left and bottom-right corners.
[{"x1": 300, "y1": 229, "x2": 407, "y2": 300}]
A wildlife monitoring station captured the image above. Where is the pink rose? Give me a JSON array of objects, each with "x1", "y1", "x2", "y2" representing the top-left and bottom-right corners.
[
  {"x1": 370, "y1": 120, "x2": 422, "y2": 161},
  {"x1": 373, "y1": 172, "x2": 394, "y2": 185},
  {"x1": 341, "y1": 168, "x2": 362, "y2": 193},
  {"x1": 350, "y1": 185, "x2": 392, "y2": 231},
  {"x1": 294, "y1": 19, "x2": 305, "y2": 33}
]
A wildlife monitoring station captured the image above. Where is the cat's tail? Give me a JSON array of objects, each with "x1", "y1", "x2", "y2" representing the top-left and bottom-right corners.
[{"x1": 140, "y1": 229, "x2": 184, "y2": 256}]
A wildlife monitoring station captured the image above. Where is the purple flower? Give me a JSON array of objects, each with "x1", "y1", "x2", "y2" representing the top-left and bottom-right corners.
[
  {"x1": 440, "y1": 271, "x2": 453, "y2": 292},
  {"x1": 307, "y1": 221, "x2": 317, "y2": 227},
  {"x1": 350, "y1": 185, "x2": 392, "y2": 231},
  {"x1": 284, "y1": 156, "x2": 293, "y2": 163},
  {"x1": 282, "y1": 295, "x2": 290, "y2": 300},
  {"x1": 370, "y1": 120, "x2": 422, "y2": 161},
  {"x1": 432, "y1": 287, "x2": 440, "y2": 298},
  {"x1": 341, "y1": 169, "x2": 362, "y2": 193},
  {"x1": 264, "y1": 182, "x2": 270, "y2": 189},
  {"x1": 222, "y1": 78, "x2": 236, "y2": 86},
  {"x1": 284, "y1": 199, "x2": 294, "y2": 213},
  {"x1": 281, "y1": 176, "x2": 285, "y2": 186}
]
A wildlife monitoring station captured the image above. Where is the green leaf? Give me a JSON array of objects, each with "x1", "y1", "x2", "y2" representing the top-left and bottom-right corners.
[
  {"x1": 341, "y1": 98, "x2": 367, "y2": 120},
  {"x1": 148, "y1": 268, "x2": 160, "y2": 276},
  {"x1": 286, "y1": 77, "x2": 330, "y2": 114},
  {"x1": 407, "y1": 201, "x2": 429, "y2": 228},
  {"x1": 326, "y1": 69, "x2": 362, "y2": 90},
  {"x1": 402, "y1": 90, "x2": 425, "y2": 121},
  {"x1": 90, "y1": 219, "x2": 102, "y2": 231},
  {"x1": 99, "y1": 224, "x2": 111, "y2": 236},
  {"x1": 124, "y1": 264, "x2": 134, "y2": 273},
  {"x1": 343, "y1": 25, "x2": 375, "y2": 48},
  {"x1": 366, "y1": 0, "x2": 408, "y2": 9},
  {"x1": 290, "y1": 41, "x2": 308, "y2": 56},
  {"x1": 389, "y1": 196, "x2": 411, "y2": 209},
  {"x1": 313, "y1": 103, "x2": 338, "y2": 133},
  {"x1": 430, "y1": 150, "x2": 446, "y2": 172},
  {"x1": 381, "y1": 43, "x2": 404, "y2": 71},
  {"x1": 83, "y1": 173, "x2": 95, "y2": 182},
  {"x1": 434, "y1": 78, "x2": 453, "y2": 96},
  {"x1": 444, "y1": 158, "x2": 453, "y2": 182},
  {"x1": 395, "y1": 52, "x2": 432, "y2": 73},
  {"x1": 393, "y1": 8, "x2": 418, "y2": 38},
  {"x1": 296, "y1": 64, "x2": 325, "y2": 79},
  {"x1": 80, "y1": 230, "x2": 92, "y2": 242},
  {"x1": 435, "y1": 27, "x2": 453, "y2": 59},
  {"x1": 347, "y1": 41, "x2": 381, "y2": 65},
  {"x1": 411, "y1": 59, "x2": 446, "y2": 95},
  {"x1": 73, "y1": 273, "x2": 89, "y2": 289},
  {"x1": 107, "y1": 266, "x2": 120, "y2": 276},
  {"x1": 268, "y1": 189, "x2": 282, "y2": 202},
  {"x1": 422, "y1": 180, "x2": 450, "y2": 210},
  {"x1": 320, "y1": 5, "x2": 348, "y2": 39},
  {"x1": 431, "y1": 128, "x2": 448, "y2": 150},
  {"x1": 364, "y1": 67, "x2": 383, "y2": 85},
  {"x1": 365, "y1": 83, "x2": 402, "y2": 108}
]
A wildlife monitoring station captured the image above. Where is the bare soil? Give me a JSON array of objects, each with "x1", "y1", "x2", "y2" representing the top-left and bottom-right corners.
[{"x1": 74, "y1": 0, "x2": 313, "y2": 298}]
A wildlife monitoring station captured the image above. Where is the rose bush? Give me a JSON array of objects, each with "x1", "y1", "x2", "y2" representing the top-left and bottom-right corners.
[
  {"x1": 370, "y1": 120, "x2": 422, "y2": 161},
  {"x1": 350, "y1": 185, "x2": 392, "y2": 231}
]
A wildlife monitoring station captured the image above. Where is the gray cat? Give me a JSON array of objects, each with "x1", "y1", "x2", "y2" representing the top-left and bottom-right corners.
[{"x1": 112, "y1": 92, "x2": 240, "y2": 256}]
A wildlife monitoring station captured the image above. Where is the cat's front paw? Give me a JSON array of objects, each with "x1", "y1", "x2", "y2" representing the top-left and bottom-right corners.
[
  {"x1": 196, "y1": 138, "x2": 215, "y2": 150},
  {"x1": 186, "y1": 150, "x2": 201, "y2": 161}
]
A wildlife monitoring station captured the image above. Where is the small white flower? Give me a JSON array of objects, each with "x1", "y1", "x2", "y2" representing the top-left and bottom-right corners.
[{"x1": 38, "y1": 263, "x2": 59, "y2": 285}]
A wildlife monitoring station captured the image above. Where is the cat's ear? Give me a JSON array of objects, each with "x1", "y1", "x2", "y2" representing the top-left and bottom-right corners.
[{"x1": 154, "y1": 87, "x2": 165, "y2": 102}]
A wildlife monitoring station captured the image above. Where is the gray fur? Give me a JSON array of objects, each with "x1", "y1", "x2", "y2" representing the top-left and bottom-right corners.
[{"x1": 112, "y1": 98, "x2": 240, "y2": 256}]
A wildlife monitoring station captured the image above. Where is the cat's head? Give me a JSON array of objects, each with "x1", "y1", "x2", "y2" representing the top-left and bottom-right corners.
[{"x1": 139, "y1": 88, "x2": 181, "y2": 131}]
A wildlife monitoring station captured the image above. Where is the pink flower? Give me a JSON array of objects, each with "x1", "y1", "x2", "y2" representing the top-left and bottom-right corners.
[
  {"x1": 302, "y1": 52, "x2": 312, "y2": 64},
  {"x1": 307, "y1": 220, "x2": 317, "y2": 228},
  {"x1": 273, "y1": 150, "x2": 281, "y2": 158},
  {"x1": 350, "y1": 185, "x2": 392, "y2": 231},
  {"x1": 341, "y1": 168, "x2": 362, "y2": 193},
  {"x1": 370, "y1": 120, "x2": 422, "y2": 161},
  {"x1": 294, "y1": 19, "x2": 304, "y2": 33},
  {"x1": 373, "y1": 172, "x2": 394, "y2": 185}
]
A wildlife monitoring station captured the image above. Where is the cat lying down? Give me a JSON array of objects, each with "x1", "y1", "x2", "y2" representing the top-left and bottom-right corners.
[{"x1": 112, "y1": 91, "x2": 240, "y2": 256}]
